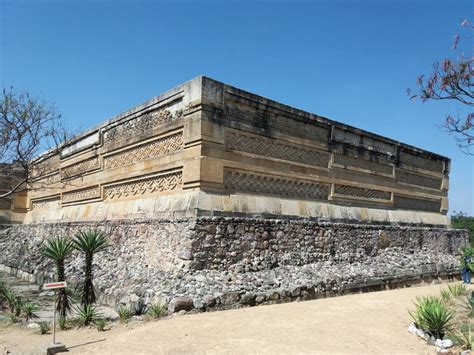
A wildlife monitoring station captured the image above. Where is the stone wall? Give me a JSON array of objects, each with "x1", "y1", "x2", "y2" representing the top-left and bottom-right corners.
[
  {"x1": 189, "y1": 218, "x2": 466, "y2": 272},
  {"x1": 5, "y1": 76, "x2": 452, "y2": 226},
  {"x1": 0, "y1": 218, "x2": 468, "y2": 313}
]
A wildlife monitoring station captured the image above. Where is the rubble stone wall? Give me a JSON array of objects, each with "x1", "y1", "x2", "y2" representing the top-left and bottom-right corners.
[{"x1": 0, "y1": 218, "x2": 468, "y2": 312}]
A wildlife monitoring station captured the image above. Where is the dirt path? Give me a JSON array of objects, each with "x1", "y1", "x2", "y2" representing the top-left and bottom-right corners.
[{"x1": 1, "y1": 282, "x2": 466, "y2": 354}]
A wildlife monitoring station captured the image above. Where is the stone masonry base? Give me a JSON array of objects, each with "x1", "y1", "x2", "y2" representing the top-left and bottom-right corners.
[{"x1": 0, "y1": 218, "x2": 468, "y2": 314}]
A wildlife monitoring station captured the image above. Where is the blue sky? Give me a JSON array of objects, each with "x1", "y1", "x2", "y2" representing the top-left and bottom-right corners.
[{"x1": 1, "y1": 0, "x2": 472, "y2": 214}]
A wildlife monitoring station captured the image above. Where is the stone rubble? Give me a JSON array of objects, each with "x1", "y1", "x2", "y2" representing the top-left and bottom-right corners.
[{"x1": 0, "y1": 218, "x2": 467, "y2": 314}]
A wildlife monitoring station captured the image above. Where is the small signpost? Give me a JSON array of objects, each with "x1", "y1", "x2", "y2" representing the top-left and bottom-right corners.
[{"x1": 43, "y1": 281, "x2": 67, "y2": 354}]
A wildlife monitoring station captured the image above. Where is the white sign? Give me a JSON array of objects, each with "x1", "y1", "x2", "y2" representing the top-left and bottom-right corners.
[{"x1": 43, "y1": 281, "x2": 67, "y2": 290}]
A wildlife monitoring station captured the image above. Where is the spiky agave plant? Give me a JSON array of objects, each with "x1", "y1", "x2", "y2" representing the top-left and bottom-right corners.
[
  {"x1": 41, "y1": 236, "x2": 74, "y2": 318},
  {"x1": 73, "y1": 230, "x2": 108, "y2": 305}
]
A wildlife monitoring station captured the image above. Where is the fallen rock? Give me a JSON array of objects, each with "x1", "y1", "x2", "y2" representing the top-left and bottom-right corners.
[
  {"x1": 27, "y1": 322, "x2": 40, "y2": 329},
  {"x1": 169, "y1": 297, "x2": 194, "y2": 313}
]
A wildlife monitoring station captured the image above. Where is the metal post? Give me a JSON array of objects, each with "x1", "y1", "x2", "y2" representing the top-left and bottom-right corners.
[{"x1": 52, "y1": 290, "x2": 56, "y2": 345}]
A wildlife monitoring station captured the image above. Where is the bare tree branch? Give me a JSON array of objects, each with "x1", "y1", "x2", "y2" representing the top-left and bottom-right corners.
[{"x1": 0, "y1": 87, "x2": 70, "y2": 200}]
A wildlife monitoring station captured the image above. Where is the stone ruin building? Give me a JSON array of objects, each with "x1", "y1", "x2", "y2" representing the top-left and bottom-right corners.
[{"x1": 0, "y1": 76, "x2": 468, "y2": 312}]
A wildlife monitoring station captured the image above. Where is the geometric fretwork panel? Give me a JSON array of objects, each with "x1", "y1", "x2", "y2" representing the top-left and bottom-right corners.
[
  {"x1": 31, "y1": 196, "x2": 60, "y2": 210},
  {"x1": 394, "y1": 195, "x2": 441, "y2": 212},
  {"x1": 226, "y1": 132, "x2": 330, "y2": 168},
  {"x1": 334, "y1": 184, "x2": 391, "y2": 200},
  {"x1": 61, "y1": 157, "x2": 100, "y2": 179},
  {"x1": 224, "y1": 169, "x2": 330, "y2": 200},
  {"x1": 396, "y1": 170, "x2": 442, "y2": 190},
  {"x1": 333, "y1": 153, "x2": 393, "y2": 175},
  {"x1": 34, "y1": 172, "x2": 61, "y2": 185},
  {"x1": 103, "y1": 106, "x2": 183, "y2": 144},
  {"x1": 104, "y1": 132, "x2": 183, "y2": 170},
  {"x1": 103, "y1": 170, "x2": 182, "y2": 200},
  {"x1": 62, "y1": 185, "x2": 100, "y2": 203}
]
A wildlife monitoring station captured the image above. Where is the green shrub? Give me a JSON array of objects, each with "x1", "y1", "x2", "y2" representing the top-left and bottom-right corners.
[
  {"x1": 58, "y1": 316, "x2": 67, "y2": 330},
  {"x1": 147, "y1": 303, "x2": 167, "y2": 319},
  {"x1": 74, "y1": 304, "x2": 102, "y2": 327},
  {"x1": 0, "y1": 281, "x2": 6, "y2": 298},
  {"x1": 440, "y1": 289, "x2": 452, "y2": 302},
  {"x1": 451, "y1": 322, "x2": 473, "y2": 350},
  {"x1": 410, "y1": 296, "x2": 454, "y2": 339},
  {"x1": 13, "y1": 296, "x2": 24, "y2": 317},
  {"x1": 42, "y1": 236, "x2": 74, "y2": 318},
  {"x1": 451, "y1": 212, "x2": 474, "y2": 245},
  {"x1": 448, "y1": 283, "x2": 467, "y2": 297},
  {"x1": 8, "y1": 313, "x2": 17, "y2": 323},
  {"x1": 39, "y1": 321, "x2": 51, "y2": 335},
  {"x1": 131, "y1": 300, "x2": 148, "y2": 316},
  {"x1": 72, "y1": 230, "x2": 108, "y2": 306},
  {"x1": 95, "y1": 318, "x2": 107, "y2": 331},
  {"x1": 3, "y1": 288, "x2": 18, "y2": 313},
  {"x1": 117, "y1": 305, "x2": 132, "y2": 323},
  {"x1": 22, "y1": 301, "x2": 40, "y2": 321}
]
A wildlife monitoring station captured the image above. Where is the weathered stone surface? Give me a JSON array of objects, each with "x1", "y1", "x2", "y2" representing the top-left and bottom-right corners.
[
  {"x1": 0, "y1": 77, "x2": 452, "y2": 226},
  {"x1": 169, "y1": 297, "x2": 194, "y2": 313},
  {"x1": 0, "y1": 217, "x2": 468, "y2": 313}
]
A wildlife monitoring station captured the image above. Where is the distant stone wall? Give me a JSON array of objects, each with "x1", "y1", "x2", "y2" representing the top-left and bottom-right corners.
[
  {"x1": 0, "y1": 163, "x2": 26, "y2": 223},
  {"x1": 0, "y1": 218, "x2": 468, "y2": 312},
  {"x1": 189, "y1": 218, "x2": 467, "y2": 272}
]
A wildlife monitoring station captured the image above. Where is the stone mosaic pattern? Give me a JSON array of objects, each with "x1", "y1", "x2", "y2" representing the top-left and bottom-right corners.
[
  {"x1": 103, "y1": 170, "x2": 182, "y2": 200},
  {"x1": 62, "y1": 185, "x2": 100, "y2": 203},
  {"x1": 31, "y1": 197, "x2": 60, "y2": 210},
  {"x1": 226, "y1": 132, "x2": 330, "y2": 168},
  {"x1": 103, "y1": 106, "x2": 183, "y2": 144},
  {"x1": 332, "y1": 153, "x2": 393, "y2": 175},
  {"x1": 62, "y1": 157, "x2": 100, "y2": 179},
  {"x1": 33, "y1": 172, "x2": 61, "y2": 185},
  {"x1": 396, "y1": 170, "x2": 442, "y2": 190},
  {"x1": 104, "y1": 132, "x2": 184, "y2": 170},
  {"x1": 225, "y1": 104, "x2": 329, "y2": 142},
  {"x1": 225, "y1": 169, "x2": 330, "y2": 200},
  {"x1": 394, "y1": 195, "x2": 441, "y2": 212},
  {"x1": 334, "y1": 184, "x2": 391, "y2": 200}
]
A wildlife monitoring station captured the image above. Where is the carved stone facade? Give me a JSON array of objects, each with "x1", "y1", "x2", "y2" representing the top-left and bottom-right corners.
[
  {"x1": 2, "y1": 76, "x2": 452, "y2": 226},
  {"x1": 224, "y1": 169, "x2": 330, "y2": 200},
  {"x1": 104, "y1": 132, "x2": 184, "y2": 170},
  {"x1": 0, "y1": 76, "x2": 466, "y2": 315},
  {"x1": 103, "y1": 170, "x2": 182, "y2": 200}
]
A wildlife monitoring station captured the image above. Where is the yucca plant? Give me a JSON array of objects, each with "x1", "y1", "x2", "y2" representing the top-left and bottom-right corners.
[
  {"x1": 448, "y1": 283, "x2": 467, "y2": 297},
  {"x1": 0, "y1": 281, "x2": 6, "y2": 309},
  {"x1": 39, "y1": 321, "x2": 51, "y2": 335},
  {"x1": 42, "y1": 236, "x2": 74, "y2": 318},
  {"x1": 13, "y1": 296, "x2": 24, "y2": 317},
  {"x1": 8, "y1": 312, "x2": 17, "y2": 323},
  {"x1": 410, "y1": 296, "x2": 454, "y2": 339},
  {"x1": 58, "y1": 315, "x2": 67, "y2": 330},
  {"x1": 117, "y1": 304, "x2": 132, "y2": 323},
  {"x1": 73, "y1": 230, "x2": 108, "y2": 305},
  {"x1": 450, "y1": 322, "x2": 473, "y2": 350},
  {"x1": 74, "y1": 304, "x2": 102, "y2": 327},
  {"x1": 95, "y1": 318, "x2": 107, "y2": 331},
  {"x1": 147, "y1": 303, "x2": 167, "y2": 319},
  {"x1": 0, "y1": 280, "x2": 6, "y2": 298},
  {"x1": 22, "y1": 301, "x2": 40, "y2": 321},
  {"x1": 3, "y1": 288, "x2": 18, "y2": 313},
  {"x1": 441, "y1": 289, "x2": 452, "y2": 303}
]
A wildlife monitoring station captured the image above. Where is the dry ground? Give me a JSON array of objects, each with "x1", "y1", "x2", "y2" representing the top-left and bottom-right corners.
[{"x1": 1, "y1": 282, "x2": 466, "y2": 355}]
